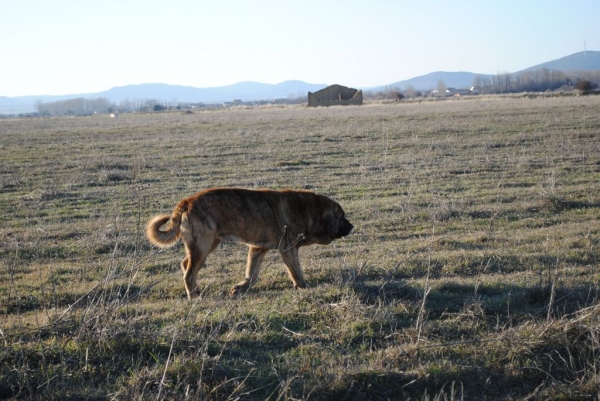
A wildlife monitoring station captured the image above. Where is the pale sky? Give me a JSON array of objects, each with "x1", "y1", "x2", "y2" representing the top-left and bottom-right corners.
[{"x1": 2, "y1": 0, "x2": 598, "y2": 97}]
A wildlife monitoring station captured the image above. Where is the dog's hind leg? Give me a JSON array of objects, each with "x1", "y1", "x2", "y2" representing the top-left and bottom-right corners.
[
  {"x1": 180, "y1": 256, "x2": 189, "y2": 274},
  {"x1": 180, "y1": 238, "x2": 220, "y2": 299},
  {"x1": 181, "y1": 237, "x2": 221, "y2": 300},
  {"x1": 181, "y1": 246, "x2": 209, "y2": 300}
]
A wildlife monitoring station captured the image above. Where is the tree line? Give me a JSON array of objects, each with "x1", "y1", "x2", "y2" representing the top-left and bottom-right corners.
[
  {"x1": 367, "y1": 69, "x2": 599, "y2": 101},
  {"x1": 35, "y1": 98, "x2": 172, "y2": 116},
  {"x1": 473, "y1": 68, "x2": 600, "y2": 94}
]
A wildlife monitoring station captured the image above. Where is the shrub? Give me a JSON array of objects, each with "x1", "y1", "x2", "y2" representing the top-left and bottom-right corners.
[{"x1": 575, "y1": 80, "x2": 594, "y2": 92}]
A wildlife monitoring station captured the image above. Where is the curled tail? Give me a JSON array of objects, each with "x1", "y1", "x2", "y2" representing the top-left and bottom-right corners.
[{"x1": 145, "y1": 201, "x2": 188, "y2": 247}]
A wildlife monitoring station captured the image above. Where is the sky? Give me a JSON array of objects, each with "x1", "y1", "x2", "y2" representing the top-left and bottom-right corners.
[{"x1": 1, "y1": 0, "x2": 599, "y2": 97}]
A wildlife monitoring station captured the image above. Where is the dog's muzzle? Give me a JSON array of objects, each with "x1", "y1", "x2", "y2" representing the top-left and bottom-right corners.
[{"x1": 337, "y1": 219, "x2": 353, "y2": 238}]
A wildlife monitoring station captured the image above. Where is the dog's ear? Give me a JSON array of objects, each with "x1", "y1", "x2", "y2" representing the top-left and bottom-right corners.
[
  {"x1": 320, "y1": 209, "x2": 336, "y2": 237},
  {"x1": 311, "y1": 208, "x2": 332, "y2": 240}
]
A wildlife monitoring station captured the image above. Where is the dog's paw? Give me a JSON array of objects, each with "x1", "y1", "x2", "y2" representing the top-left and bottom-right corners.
[
  {"x1": 229, "y1": 285, "x2": 247, "y2": 298},
  {"x1": 230, "y1": 279, "x2": 251, "y2": 298}
]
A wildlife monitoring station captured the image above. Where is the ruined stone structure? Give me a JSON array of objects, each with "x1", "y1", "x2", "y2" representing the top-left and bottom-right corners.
[{"x1": 307, "y1": 84, "x2": 363, "y2": 107}]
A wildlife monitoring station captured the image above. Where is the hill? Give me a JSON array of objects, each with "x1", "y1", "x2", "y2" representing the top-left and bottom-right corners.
[
  {"x1": 384, "y1": 71, "x2": 489, "y2": 91},
  {"x1": 94, "y1": 80, "x2": 327, "y2": 103},
  {"x1": 380, "y1": 51, "x2": 600, "y2": 91},
  {"x1": 518, "y1": 50, "x2": 600, "y2": 73}
]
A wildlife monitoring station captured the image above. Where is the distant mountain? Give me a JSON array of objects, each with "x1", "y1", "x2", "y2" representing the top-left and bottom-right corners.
[
  {"x1": 384, "y1": 71, "x2": 489, "y2": 91},
  {"x1": 93, "y1": 80, "x2": 327, "y2": 103},
  {"x1": 0, "y1": 96, "x2": 32, "y2": 114},
  {"x1": 2, "y1": 51, "x2": 600, "y2": 114},
  {"x1": 378, "y1": 51, "x2": 600, "y2": 91},
  {"x1": 6, "y1": 81, "x2": 327, "y2": 114},
  {"x1": 518, "y1": 51, "x2": 600, "y2": 73}
]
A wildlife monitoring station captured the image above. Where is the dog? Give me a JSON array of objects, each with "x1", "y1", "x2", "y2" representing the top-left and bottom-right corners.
[{"x1": 146, "y1": 188, "x2": 353, "y2": 299}]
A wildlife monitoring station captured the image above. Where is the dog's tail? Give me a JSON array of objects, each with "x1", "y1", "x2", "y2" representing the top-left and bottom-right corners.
[{"x1": 145, "y1": 200, "x2": 188, "y2": 247}]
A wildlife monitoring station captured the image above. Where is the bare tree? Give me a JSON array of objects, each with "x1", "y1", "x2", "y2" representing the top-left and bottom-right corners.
[
  {"x1": 437, "y1": 80, "x2": 447, "y2": 97},
  {"x1": 404, "y1": 85, "x2": 417, "y2": 99}
]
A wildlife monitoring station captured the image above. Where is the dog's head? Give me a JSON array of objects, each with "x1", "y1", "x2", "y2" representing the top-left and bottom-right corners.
[{"x1": 314, "y1": 195, "x2": 353, "y2": 244}]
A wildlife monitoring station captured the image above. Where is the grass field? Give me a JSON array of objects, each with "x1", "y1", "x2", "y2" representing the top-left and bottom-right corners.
[{"x1": 1, "y1": 96, "x2": 599, "y2": 400}]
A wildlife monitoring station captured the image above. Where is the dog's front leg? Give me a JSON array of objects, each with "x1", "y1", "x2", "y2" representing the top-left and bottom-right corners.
[
  {"x1": 230, "y1": 246, "x2": 269, "y2": 297},
  {"x1": 280, "y1": 247, "x2": 307, "y2": 289}
]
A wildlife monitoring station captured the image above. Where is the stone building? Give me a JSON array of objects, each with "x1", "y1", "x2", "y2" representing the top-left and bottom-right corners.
[{"x1": 308, "y1": 84, "x2": 363, "y2": 107}]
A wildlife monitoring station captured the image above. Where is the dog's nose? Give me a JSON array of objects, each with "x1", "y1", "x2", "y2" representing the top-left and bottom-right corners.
[{"x1": 340, "y1": 221, "x2": 353, "y2": 237}]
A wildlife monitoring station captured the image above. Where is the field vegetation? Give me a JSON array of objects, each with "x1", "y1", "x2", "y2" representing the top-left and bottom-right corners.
[{"x1": 1, "y1": 96, "x2": 599, "y2": 400}]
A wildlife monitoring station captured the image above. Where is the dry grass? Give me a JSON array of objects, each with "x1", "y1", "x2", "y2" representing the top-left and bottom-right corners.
[{"x1": 1, "y1": 96, "x2": 599, "y2": 400}]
